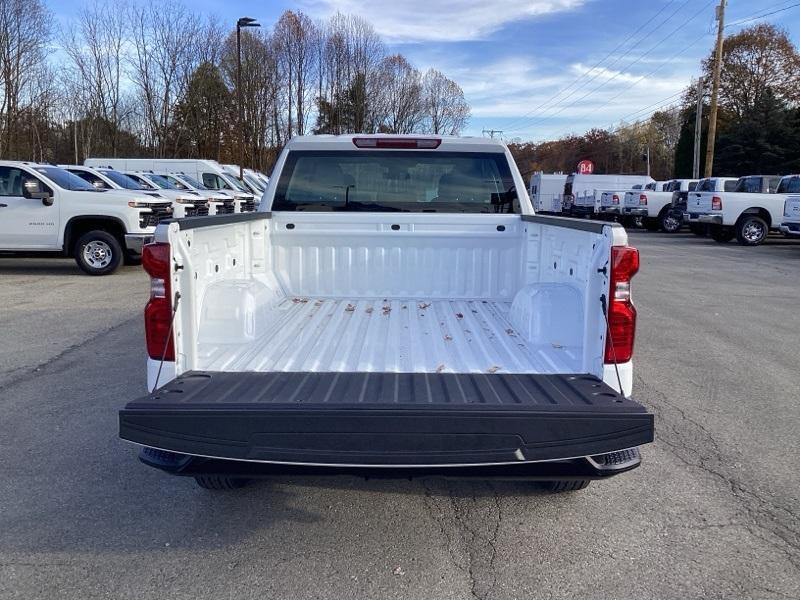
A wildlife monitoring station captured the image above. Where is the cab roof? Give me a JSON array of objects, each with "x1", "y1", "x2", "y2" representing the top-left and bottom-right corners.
[{"x1": 284, "y1": 134, "x2": 508, "y2": 153}]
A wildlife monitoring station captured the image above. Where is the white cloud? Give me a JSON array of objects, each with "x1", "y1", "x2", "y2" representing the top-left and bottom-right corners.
[{"x1": 300, "y1": 0, "x2": 586, "y2": 42}]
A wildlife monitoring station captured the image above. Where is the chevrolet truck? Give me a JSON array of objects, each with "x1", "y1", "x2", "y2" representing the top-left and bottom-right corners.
[
  {"x1": 118, "y1": 135, "x2": 654, "y2": 492},
  {"x1": 0, "y1": 161, "x2": 172, "y2": 275}
]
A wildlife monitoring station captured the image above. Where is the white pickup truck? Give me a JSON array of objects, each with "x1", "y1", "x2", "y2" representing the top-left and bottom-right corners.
[
  {"x1": 623, "y1": 179, "x2": 698, "y2": 233},
  {"x1": 686, "y1": 175, "x2": 789, "y2": 245},
  {"x1": 597, "y1": 184, "x2": 647, "y2": 220},
  {"x1": 779, "y1": 180, "x2": 800, "y2": 237},
  {"x1": 118, "y1": 135, "x2": 653, "y2": 492},
  {"x1": 0, "y1": 161, "x2": 172, "y2": 274}
]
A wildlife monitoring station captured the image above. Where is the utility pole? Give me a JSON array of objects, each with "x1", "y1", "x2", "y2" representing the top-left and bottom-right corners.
[
  {"x1": 482, "y1": 129, "x2": 503, "y2": 139},
  {"x1": 704, "y1": 0, "x2": 726, "y2": 177},
  {"x1": 693, "y1": 78, "x2": 705, "y2": 179},
  {"x1": 236, "y1": 17, "x2": 260, "y2": 181}
]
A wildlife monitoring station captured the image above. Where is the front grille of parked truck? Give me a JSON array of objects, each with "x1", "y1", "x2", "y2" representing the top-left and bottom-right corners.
[
  {"x1": 185, "y1": 202, "x2": 209, "y2": 217},
  {"x1": 215, "y1": 201, "x2": 235, "y2": 215},
  {"x1": 139, "y1": 205, "x2": 173, "y2": 228}
]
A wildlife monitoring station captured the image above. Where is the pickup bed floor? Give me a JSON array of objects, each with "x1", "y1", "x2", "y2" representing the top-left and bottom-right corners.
[{"x1": 197, "y1": 298, "x2": 582, "y2": 375}]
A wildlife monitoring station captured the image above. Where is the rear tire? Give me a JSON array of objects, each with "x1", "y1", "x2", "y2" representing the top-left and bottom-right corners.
[
  {"x1": 710, "y1": 225, "x2": 735, "y2": 243},
  {"x1": 74, "y1": 230, "x2": 122, "y2": 276},
  {"x1": 735, "y1": 215, "x2": 768, "y2": 246},
  {"x1": 660, "y1": 210, "x2": 682, "y2": 233},
  {"x1": 542, "y1": 480, "x2": 592, "y2": 493},
  {"x1": 194, "y1": 475, "x2": 250, "y2": 490}
]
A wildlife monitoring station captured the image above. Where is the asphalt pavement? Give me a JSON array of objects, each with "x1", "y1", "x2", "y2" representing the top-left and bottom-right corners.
[{"x1": 1, "y1": 232, "x2": 799, "y2": 600}]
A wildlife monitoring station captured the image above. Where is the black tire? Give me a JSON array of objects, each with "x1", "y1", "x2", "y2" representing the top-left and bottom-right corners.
[
  {"x1": 709, "y1": 225, "x2": 735, "y2": 243},
  {"x1": 73, "y1": 230, "x2": 123, "y2": 276},
  {"x1": 689, "y1": 223, "x2": 707, "y2": 236},
  {"x1": 542, "y1": 480, "x2": 592, "y2": 493},
  {"x1": 194, "y1": 475, "x2": 250, "y2": 490},
  {"x1": 643, "y1": 218, "x2": 660, "y2": 232},
  {"x1": 735, "y1": 215, "x2": 769, "y2": 246},
  {"x1": 659, "y1": 209, "x2": 682, "y2": 233}
]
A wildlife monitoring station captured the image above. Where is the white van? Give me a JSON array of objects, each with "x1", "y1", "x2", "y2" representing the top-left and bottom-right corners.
[
  {"x1": 528, "y1": 173, "x2": 567, "y2": 213},
  {"x1": 84, "y1": 158, "x2": 257, "y2": 211},
  {"x1": 562, "y1": 174, "x2": 654, "y2": 217}
]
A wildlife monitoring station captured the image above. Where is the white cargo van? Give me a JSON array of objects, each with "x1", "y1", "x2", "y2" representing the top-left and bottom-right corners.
[{"x1": 528, "y1": 173, "x2": 567, "y2": 213}]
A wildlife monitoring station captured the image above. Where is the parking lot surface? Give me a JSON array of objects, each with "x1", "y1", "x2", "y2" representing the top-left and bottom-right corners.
[{"x1": 1, "y1": 232, "x2": 799, "y2": 600}]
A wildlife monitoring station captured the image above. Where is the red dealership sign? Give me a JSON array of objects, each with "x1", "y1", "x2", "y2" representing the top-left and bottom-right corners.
[{"x1": 577, "y1": 160, "x2": 595, "y2": 175}]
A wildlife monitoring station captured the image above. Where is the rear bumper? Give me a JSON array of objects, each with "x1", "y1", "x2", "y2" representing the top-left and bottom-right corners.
[
  {"x1": 138, "y1": 446, "x2": 644, "y2": 480},
  {"x1": 599, "y1": 206, "x2": 622, "y2": 215},
  {"x1": 124, "y1": 233, "x2": 154, "y2": 254},
  {"x1": 624, "y1": 207, "x2": 648, "y2": 217},
  {"x1": 687, "y1": 213, "x2": 723, "y2": 225},
  {"x1": 780, "y1": 223, "x2": 800, "y2": 236},
  {"x1": 119, "y1": 371, "x2": 654, "y2": 469}
]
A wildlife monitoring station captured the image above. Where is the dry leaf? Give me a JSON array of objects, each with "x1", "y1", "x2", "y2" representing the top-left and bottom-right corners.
[
  {"x1": 486, "y1": 366, "x2": 501, "y2": 374},
  {"x1": 345, "y1": 304, "x2": 356, "y2": 312},
  {"x1": 456, "y1": 312, "x2": 464, "y2": 319},
  {"x1": 444, "y1": 334, "x2": 453, "y2": 341},
  {"x1": 418, "y1": 302, "x2": 431, "y2": 310},
  {"x1": 505, "y1": 328, "x2": 516, "y2": 337},
  {"x1": 436, "y1": 364, "x2": 446, "y2": 373},
  {"x1": 365, "y1": 306, "x2": 373, "y2": 314},
  {"x1": 382, "y1": 305, "x2": 391, "y2": 315}
]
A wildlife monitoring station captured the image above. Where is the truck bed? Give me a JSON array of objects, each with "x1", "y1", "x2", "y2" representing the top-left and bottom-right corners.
[
  {"x1": 198, "y1": 297, "x2": 582, "y2": 375},
  {"x1": 120, "y1": 371, "x2": 653, "y2": 466}
]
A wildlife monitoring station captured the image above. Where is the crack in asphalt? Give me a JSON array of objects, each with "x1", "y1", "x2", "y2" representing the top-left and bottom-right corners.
[
  {"x1": 421, "y1": 480, "x2": 504, "y2": 600},
  {"x1": 636, "y1": 374, "x2": 800, "y2": 573},
  {"x1": 0, "y1": 315, "x2": 141, "y2": 393}
]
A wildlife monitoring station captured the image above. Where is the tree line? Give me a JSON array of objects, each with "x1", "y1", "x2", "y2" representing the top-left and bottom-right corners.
[
  {"x1": 0, "y1": 0, "x2": 470, "y2": 171},
  {"x1": 511, "y1": 23, "x2": 800, "y2": 181}
]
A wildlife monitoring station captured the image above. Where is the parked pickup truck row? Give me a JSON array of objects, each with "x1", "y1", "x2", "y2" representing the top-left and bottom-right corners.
[
  {"x1": 119, "y1": 134, "x2": 654, "y2": 493},
  {"x1": 780, "y1": 192, "x2": 800, "y2": 238},
  {"x1": 687, "y1": 174, "x2": 800, "y2": 245},
  {"x1": 0, "y1": 160, "x2": 262, "y2": 275}
]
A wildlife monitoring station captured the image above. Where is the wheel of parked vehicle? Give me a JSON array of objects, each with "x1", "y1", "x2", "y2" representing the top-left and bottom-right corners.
[
  {"x1": 735, "y1": 215, "x2": 768, "y2": 246},
  {"x1": 689, "y1": 223, "x2": 707, "y2": 236},
  {"x1": 659, "y1": 210, "x2": 682, "y2": 233},
  {"x1": 643, "y1": 218, "x2": 660, "y2": 232},
  {"x1": 74, "y1": 230, "x2": 123, "y2": 276},
  {"x1": 194, "y1": 475, "x2": 250, "y2": 490},
  {"x1": 709, "y1": 226, "x2": 735, "y2": 243},
  {"x1": 541, "y1": 480, "x2": 592, "y2": 493}
]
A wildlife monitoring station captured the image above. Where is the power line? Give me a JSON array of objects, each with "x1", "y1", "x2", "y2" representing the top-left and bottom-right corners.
[
  {"x1": 506, "y1": 0, "x2": 716, "y2": 134},
  {"x1": 500, "y1": 0, "x2": 683, "y2": 131},
  {"x1": 725, "y1": 1, "x2": 800, "y2": 27},
  {"x1": 534, "y1": 32, "x2": 710, "y2": 141},
  {"x1": 615, "y1": 89, "x2": 686, "y2": 123}
]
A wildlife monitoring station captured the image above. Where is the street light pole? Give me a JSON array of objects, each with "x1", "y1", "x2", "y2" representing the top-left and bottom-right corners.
[{"x1": 236, "y1": 17, "x2": 260, "y2": 182}]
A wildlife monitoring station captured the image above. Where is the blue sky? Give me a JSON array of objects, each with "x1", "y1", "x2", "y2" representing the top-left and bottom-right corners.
[{"x1": 49, "y1": 0, "x2": 800, "y2": 142}]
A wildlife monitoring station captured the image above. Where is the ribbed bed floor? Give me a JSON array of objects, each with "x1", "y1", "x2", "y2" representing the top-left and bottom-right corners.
[{"x1": 197, "y1": 298, "x2": 582, "y2": 374}]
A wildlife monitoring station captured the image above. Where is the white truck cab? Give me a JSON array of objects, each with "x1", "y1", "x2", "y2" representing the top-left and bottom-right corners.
[
  {"x1": 624, "y1": 179, "x2": 698, "y2": 232},
  {"x1": 779, "y1": 176, "x2": 800, "y2": 237},
  {"x1": 85, "y1": 158, "x2": 258, "y2": 212},
  {"x1": 121, "y1": 172, "x2": 210, "y2": 218},
  {"x1": 0, "y1": 161, "x2": 172, "y2": 275},
  {"x1": 687, "y1": 175, "x2": 791, "y2": 245}
]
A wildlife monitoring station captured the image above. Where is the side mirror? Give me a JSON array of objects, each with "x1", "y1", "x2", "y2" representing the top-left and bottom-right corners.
[
  {"x1": 23, "y1": 178, "x2": 53, "y2": 205},
  {"x1": 92, "y1": 180, "x2": 106, "y2": 190}
]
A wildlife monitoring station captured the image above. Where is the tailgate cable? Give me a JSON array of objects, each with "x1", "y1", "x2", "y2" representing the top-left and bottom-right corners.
[
  {"x1": 600, "y1": 293, "x2": 625, "y2": 396},
  {"x1": 153, "y1": 291, "x2": 181, "y2": 390}
]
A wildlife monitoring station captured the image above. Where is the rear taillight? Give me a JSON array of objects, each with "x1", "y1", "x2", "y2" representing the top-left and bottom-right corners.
[
  {"x1": 612, "y1": 194, "x2": 620, "y2": 204},
  {"x1": 142, "y1": 242, "x2": 174, "y2": 361},
  {"x1": 352, "y1": 137, "x2": 441, "y2": 149},
  {"x1": 639, "y1": 194, "x2": 647, "y2": 206},
  {"x1": 711, "y1": 196, "x2": 722, "y2": 210},
  {"x1": 604, "y1": 246, "x2": 639, "y2": 364}
]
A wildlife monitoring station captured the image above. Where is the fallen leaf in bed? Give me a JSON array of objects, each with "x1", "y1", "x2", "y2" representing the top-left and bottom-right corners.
[
  {"x1": 456, "y1": 313, "x2": 464, "y2": 319},
  {"x1": 436, "y1": 364, "x2": 445, "y2": 373},
  {"x1": 486, "y1": 366, "x2": 501, "y2": 374},
  {"x1": 443, "y1": 334, "x2": 453, "y2": 341},
  {"x1": 345, "y1": 304, "x2": 356, "y2": 312}
]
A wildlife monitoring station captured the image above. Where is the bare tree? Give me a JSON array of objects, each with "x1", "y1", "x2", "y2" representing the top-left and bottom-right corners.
[
  {"x1": 421, "y1": 68, "x2": 470, "y2": 135},
  {"x1": 127, "y1": 0, "x2": 203, "y2": 156},
  {"x1": 375, "y1": 54, "x2": 423, "y2": 134},
  {"x1": 273, "y1": 11, "x2": 319, "y2": 137},
  {"x1": 0, "y1": 0, "x2": 52, "y2": 158}
]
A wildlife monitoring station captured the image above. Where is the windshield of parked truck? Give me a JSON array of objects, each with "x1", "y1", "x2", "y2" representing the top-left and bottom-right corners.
[
  {"x1": 244, "y1": 175, "x2": 265, "y2": 192},
  {"x1": 98, "y1": 169, "x2": 144, "y2": 190},
  {"x1": 146, "y1": 174, "x2": 178, "y2": 189},
  {"x1": 273, "y1": 151, "x2": 520, "y2": 213},
  {"x1": 33, "y1": 167, "x2": 97, "y2": 191},
  {"x1": 777, "y1": 176, "x2": 800, "y2": 194},
  {"x1": 221, "y1": 174, "x2": 249, "y2": 193},
  {"x1": 179, "y1": 174, "x2": 209, "y2": 190}
]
